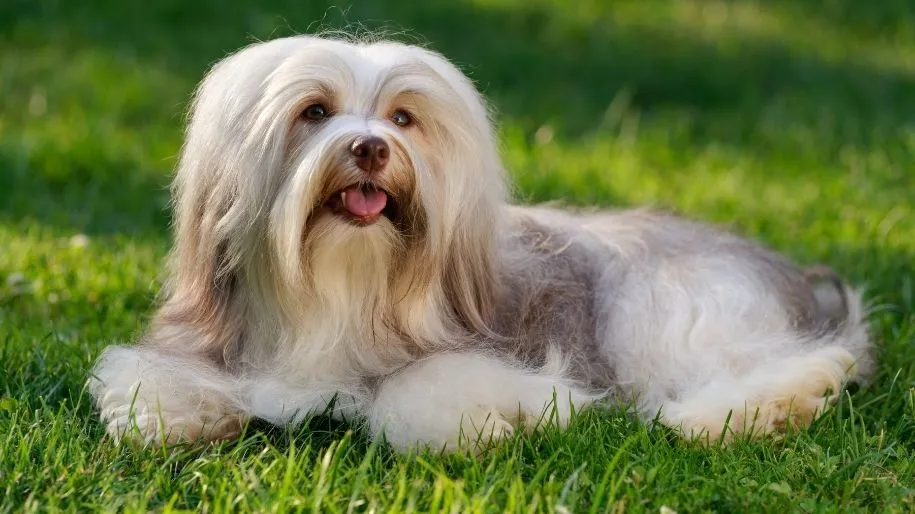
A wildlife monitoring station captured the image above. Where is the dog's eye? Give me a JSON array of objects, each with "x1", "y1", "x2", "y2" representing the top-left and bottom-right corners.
[
  {"x1": 301, "y1": 104, "x2": 329, "y2": 121},
  {"x1": 391, "y1": 109, "x2": 412, "y2": 127}
]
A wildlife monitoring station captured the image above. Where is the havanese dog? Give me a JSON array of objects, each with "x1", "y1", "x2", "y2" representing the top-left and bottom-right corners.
[{"x1": 88, "y1": 35, "x2": 874, "y2": 452}]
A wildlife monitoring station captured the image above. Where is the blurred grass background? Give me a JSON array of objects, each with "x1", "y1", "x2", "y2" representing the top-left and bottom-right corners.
[{"x1": 1, "y1": 0, "x2": 914, "y2": 511}]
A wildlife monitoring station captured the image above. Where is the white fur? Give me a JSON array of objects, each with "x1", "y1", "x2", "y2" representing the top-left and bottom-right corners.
[
  {"x1": 370, "y1": 352, "x2": 599, "y2": 452},
  {"x1": 90, "y1": 347, "x2": 245, "y2": 444},
  {"x1": 662, "y1": 346, "x2": 856, "y2": 441},
  {"x1": 87, "y1": 36, "x2": 873, "y2": 451}
]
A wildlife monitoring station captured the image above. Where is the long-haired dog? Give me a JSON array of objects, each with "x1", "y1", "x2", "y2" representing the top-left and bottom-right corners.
[{"x1": 89, "y1": 36, "x2": 874, "y2": 451}]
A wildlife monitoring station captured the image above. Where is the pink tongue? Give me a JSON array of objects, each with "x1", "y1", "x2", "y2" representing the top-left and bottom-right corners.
[{"x1": 342, "y1": 187, "x2": 387, "y2": 217}]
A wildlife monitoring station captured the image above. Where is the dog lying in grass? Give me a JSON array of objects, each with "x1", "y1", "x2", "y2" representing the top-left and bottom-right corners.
[{"x1": 89, "y1": 36, "x2": 873, "y2": 451}]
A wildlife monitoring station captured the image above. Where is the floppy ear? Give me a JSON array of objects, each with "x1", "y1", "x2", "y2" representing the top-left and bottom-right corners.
[
  {"x1": 146, "y1": 42, "x2": 294, "y2": 362},
  {"x1": 148, "y1": 66, "x2": 246, "y2": 363},
  {"x1": 441, "y1": 218, "x2": 499, "y2": 336},
  {"x1": 408, "y1": 46, "x2": 509, "y2": 336}
]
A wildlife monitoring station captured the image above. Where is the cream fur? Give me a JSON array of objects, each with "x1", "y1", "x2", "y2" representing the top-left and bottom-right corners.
[{"x1": 87, "y1": 36, "x2": 874, "y2": 452}]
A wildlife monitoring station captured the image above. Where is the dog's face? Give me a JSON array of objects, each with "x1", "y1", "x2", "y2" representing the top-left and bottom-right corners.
[{"x1": 160, "y1": 37, "x2": 507, "y2": 358}]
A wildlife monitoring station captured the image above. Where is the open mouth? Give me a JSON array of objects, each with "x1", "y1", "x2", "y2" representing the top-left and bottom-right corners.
[{"x1": 324, "y1": 183, "x2": 398, "y2": 226}]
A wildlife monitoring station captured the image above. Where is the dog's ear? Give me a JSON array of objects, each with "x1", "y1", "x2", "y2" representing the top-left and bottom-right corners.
[
  {"x1": 146, "y1": 45, "x2": 291, "y2": 363},
  {"x1": 150, "y1": 129, "x2": 247, "y2": 364},
  {"x1": 405, "y1": 46, "x2": 508, "y2": 336},
  {"x1": 441, "y1": 222, "x2": 499, "y2": 336}
]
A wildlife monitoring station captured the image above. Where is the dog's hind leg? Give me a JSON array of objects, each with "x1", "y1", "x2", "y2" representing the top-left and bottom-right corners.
[
  {"x1": 659, "y1": 343, "x2": 858, "y2": 442},
  {"x1": 659, "y1": 283, "x2": 871, "y2": 442},
  {"x1": 604, "y1": 259, "x2": 873, "y2": 443}
]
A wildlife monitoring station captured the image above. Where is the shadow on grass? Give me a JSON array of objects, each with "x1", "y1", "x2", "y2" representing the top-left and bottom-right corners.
[
  {"x1": 5, "y1": 0, "x2": 914, "y2": 130},
  {"x1": 759, "y1": 0, "x2": 915, "y2": 39},
  {"x1": 0, "y1": 147, "x2": 172, "y2": 237},
  {"x1": 2, "y1": 0, "x2": 914, "y2": 236}
]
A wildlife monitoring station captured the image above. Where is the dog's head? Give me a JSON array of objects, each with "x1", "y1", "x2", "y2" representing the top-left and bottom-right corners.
[{"x1": 158, "y1": 37, "x2": 507, "y2": 358}]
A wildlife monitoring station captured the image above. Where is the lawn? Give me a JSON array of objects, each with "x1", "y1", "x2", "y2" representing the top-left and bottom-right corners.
[{"x1": 2, "y1": 0, "x2": 914, "y2": 511}]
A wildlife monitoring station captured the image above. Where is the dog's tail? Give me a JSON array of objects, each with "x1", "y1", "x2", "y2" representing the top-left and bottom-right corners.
[{"x1": 804, "y1": 265, "x2": 875, "y2": 383}]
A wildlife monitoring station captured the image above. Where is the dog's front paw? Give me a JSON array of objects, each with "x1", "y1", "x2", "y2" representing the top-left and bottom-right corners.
[
  {"x1": 88, "y1": 346, "x2": 245, "y2": 446},
  {"x1": 371, "y1": 404, "x2": 517, "y2": 453},
  {"x1": 458, "y1": 407, "x2": 516, "y2": 449},
  {"x1": 93, "y1": 384, "x2": 244, "y2": 445}
]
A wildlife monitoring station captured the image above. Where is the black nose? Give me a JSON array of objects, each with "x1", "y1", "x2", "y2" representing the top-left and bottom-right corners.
[{"x1": 350, "y1": 136, "x2": 390, "y2": 173}]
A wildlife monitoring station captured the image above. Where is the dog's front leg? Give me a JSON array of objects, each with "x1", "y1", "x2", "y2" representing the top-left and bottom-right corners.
[
  {"x1": 88, "y1": 345, "x2": 245, "y2": 445},
  {"x1": 368, "y1": 352, "x2": 598, "y2": 452}
]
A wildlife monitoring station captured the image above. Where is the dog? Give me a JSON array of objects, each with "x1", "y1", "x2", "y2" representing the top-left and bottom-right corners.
[{"x1": 88, "y1": 36, "x2": 874, "y2": 451}]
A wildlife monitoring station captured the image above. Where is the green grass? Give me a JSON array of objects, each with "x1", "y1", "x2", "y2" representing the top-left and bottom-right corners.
[{"x1": 2, "y1": 0, "x2": 915, "y2": 511}]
